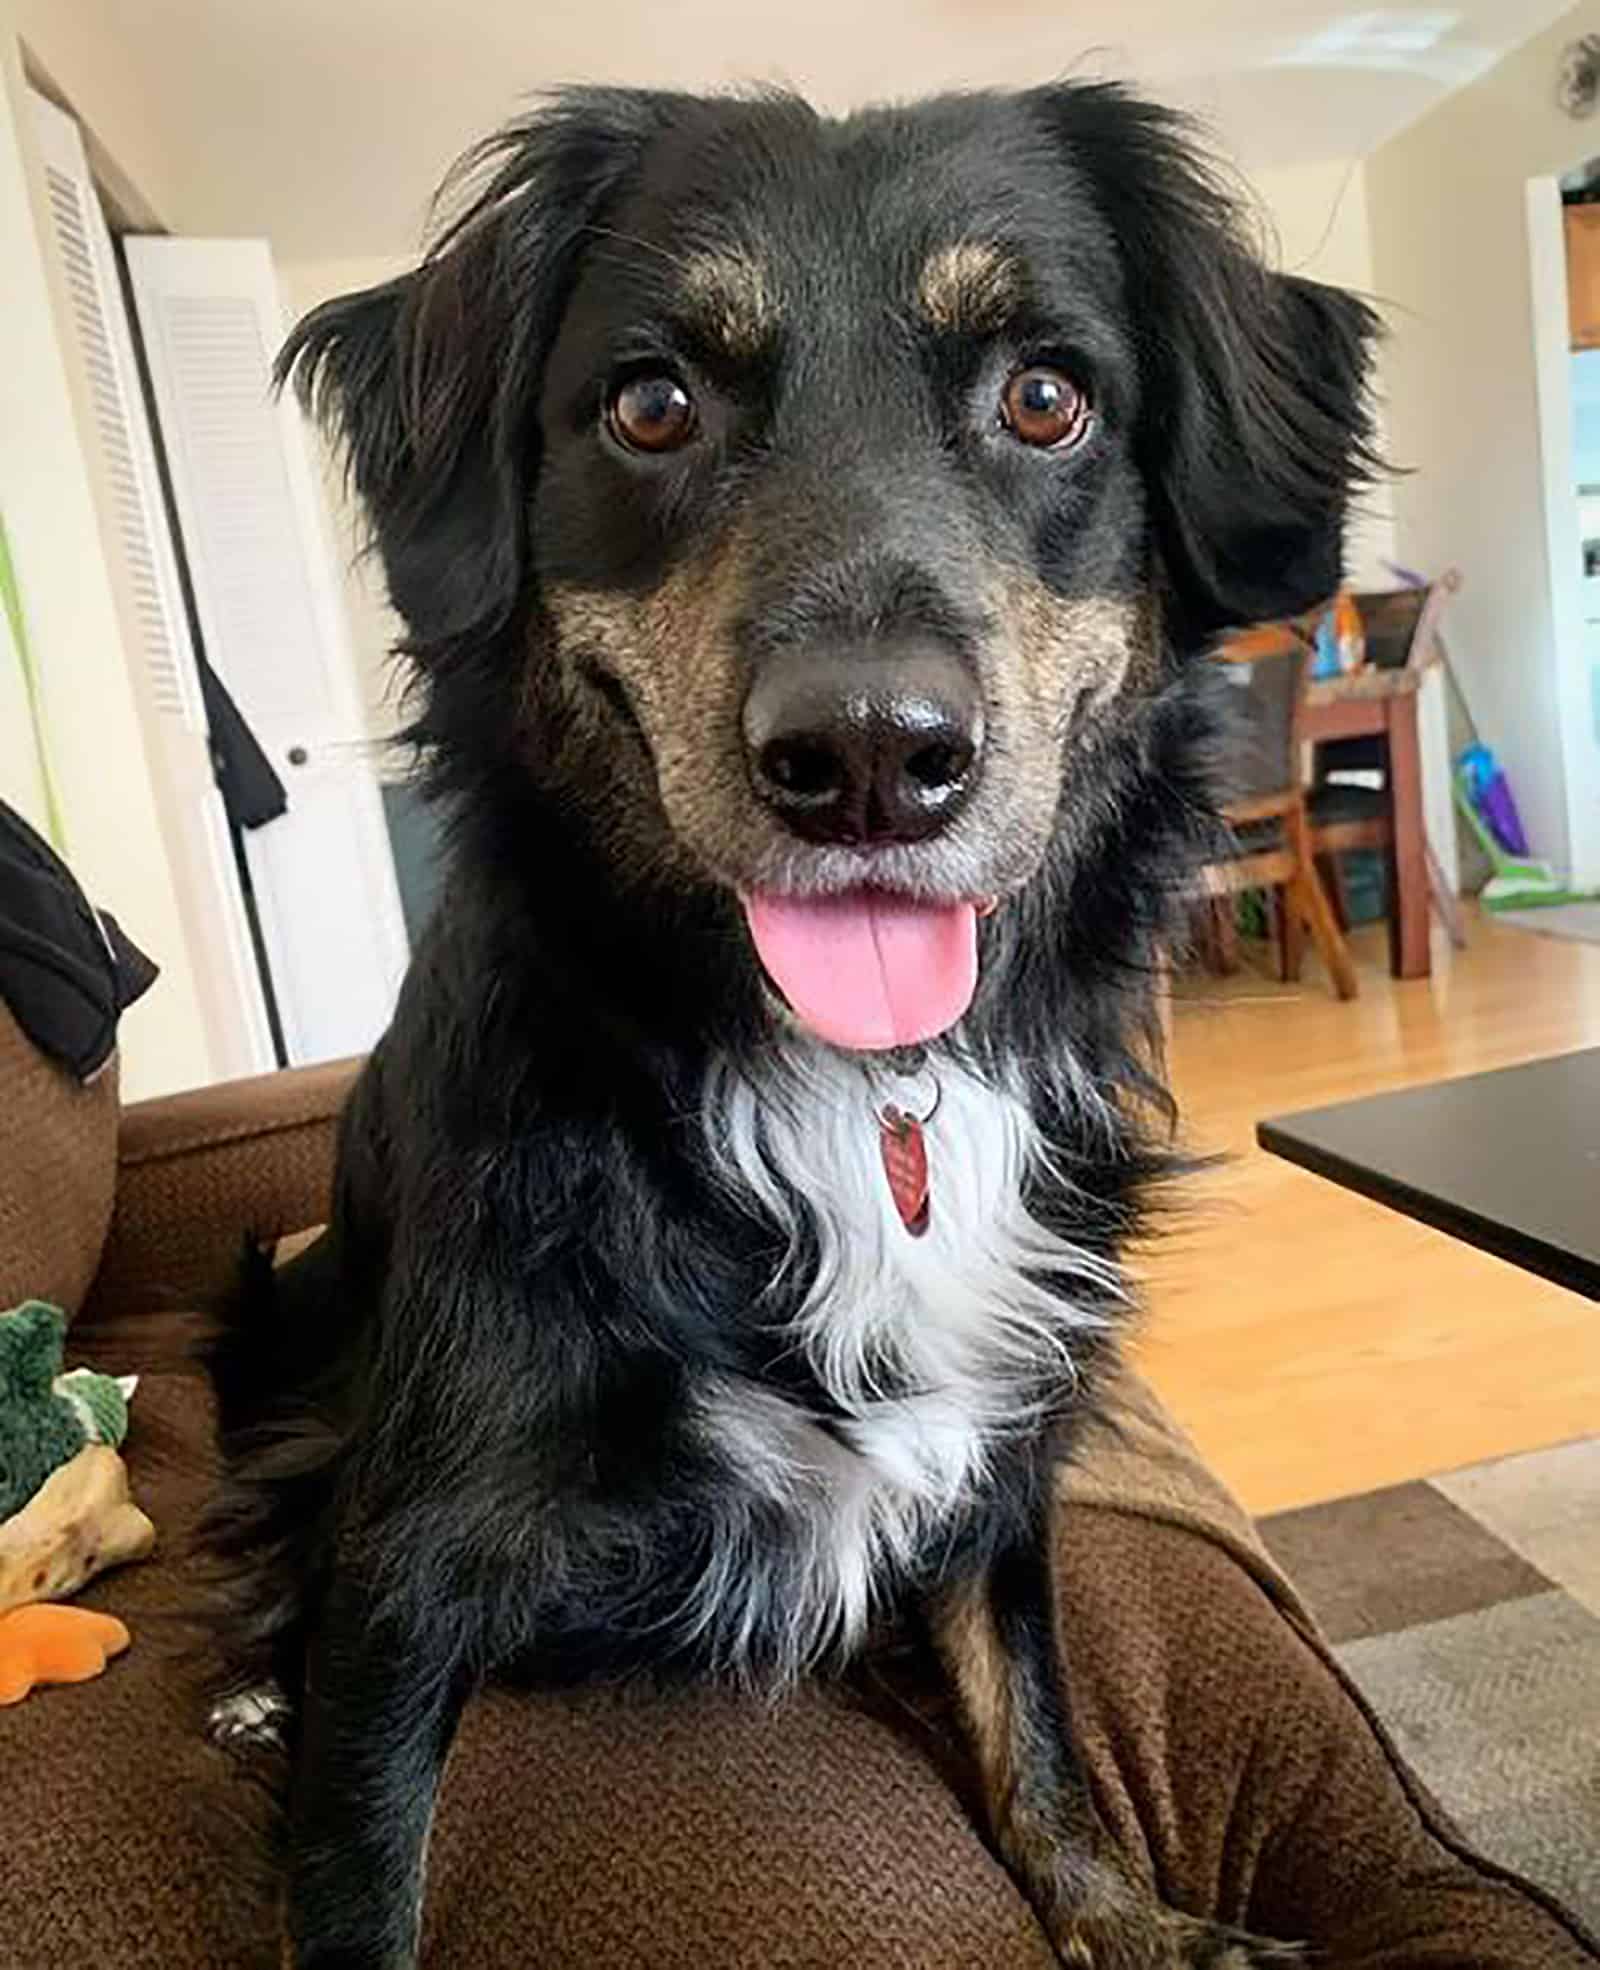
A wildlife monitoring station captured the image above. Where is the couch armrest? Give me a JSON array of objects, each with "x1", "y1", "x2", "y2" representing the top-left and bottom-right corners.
[{"x1": 78, "y1": 1058, "x2": 360, "y2": 1335}]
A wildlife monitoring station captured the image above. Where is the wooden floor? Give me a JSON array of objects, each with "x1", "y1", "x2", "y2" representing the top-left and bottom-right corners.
[{"x1": 1136, "y1": 908, "x2": 1600, "y2": 1515}]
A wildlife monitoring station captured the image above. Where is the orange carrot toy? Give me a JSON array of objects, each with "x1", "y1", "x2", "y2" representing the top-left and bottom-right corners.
[{"x1": 0, "y1": 1604, "x2": 129, "y2": 1703}]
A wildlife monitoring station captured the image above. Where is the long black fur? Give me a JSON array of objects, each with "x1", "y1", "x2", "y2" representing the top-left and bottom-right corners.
[{"x1": 205, "y1": 80, "x2": 1377, "y2": 1968}]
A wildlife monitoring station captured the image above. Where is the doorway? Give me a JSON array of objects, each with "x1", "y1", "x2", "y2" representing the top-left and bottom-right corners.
[{"x1": 1528, "y1": 168, "x2": 1600, "y2": 892}]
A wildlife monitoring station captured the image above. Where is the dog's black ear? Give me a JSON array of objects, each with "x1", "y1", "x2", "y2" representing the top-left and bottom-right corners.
[
  {"x1": 278, "y1": 91, "x2": 674, "y2": 658},
  {"x1": 1030, "y1": 84, "x2": 1381, "y2": 649}
]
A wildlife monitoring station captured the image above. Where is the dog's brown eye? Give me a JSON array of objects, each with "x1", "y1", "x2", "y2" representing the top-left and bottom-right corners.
[
  {"x1": 609, "y1": 374, "x2": 696, "y2": 453},
  {"x1": 1000, "y1": 367, "x2": 1090, "y2": 450}
]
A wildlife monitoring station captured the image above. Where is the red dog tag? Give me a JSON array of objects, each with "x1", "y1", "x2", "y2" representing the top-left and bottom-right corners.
[{"x1": 879, "y1": 1105, "x2": 931, "y2": 1237}]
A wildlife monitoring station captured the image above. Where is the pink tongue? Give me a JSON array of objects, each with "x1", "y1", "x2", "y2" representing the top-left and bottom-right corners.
[{"x1": 742, "y1": 892, "x2": 979, "y2": 1051}]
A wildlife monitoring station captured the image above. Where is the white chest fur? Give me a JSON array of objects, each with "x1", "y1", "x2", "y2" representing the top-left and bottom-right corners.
[{"x1": 695, "y1": 1035, "x2": 1118, "y2": 1680}]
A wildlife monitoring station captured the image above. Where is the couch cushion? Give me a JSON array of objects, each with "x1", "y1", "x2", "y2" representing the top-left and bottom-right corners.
[
  {"x1": 424, "y1": 1668, "x2": 1056, "y2": 1970},
  {"x1": 2, "y1": 1368, "x2": 1056, "y2": 1970},
  {"x1": 0, "y1": 1001, "x2": 118, "y2": 1319},
  {"x1": 7, "y1": 1365, "x2": 1596, "y2": 1970}
]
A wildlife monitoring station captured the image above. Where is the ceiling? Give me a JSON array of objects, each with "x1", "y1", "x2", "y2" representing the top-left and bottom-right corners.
[{"x1": 42, "y1": 1, "x2": 1584, "y2": 262}]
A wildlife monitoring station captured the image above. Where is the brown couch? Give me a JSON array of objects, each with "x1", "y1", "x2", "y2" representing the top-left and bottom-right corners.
[{"x1": 3, "y1": 999, "x2": 1596, "y2": 1970}]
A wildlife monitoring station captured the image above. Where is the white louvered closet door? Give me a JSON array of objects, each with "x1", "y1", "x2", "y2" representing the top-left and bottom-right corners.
[
  {"x1": 124, "y1": 236, "x2": 409, "y2": 1068},
  {"x1": 29, "y1": 92, "x2": 276, "y2": 1081}
]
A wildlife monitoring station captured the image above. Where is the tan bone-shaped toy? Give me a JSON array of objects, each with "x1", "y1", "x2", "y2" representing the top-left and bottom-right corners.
[{"x1": 0, "y1": 1445, "x2": 156, "y2": 1614}]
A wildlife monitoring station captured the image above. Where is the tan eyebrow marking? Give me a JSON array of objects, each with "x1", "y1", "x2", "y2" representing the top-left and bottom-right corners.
[
  {"x1": 678, "y1": 250, "x2": 778, "y2": 357},
  {"x1": 916, "y1": 241, "x2": 1022, "y2": 333}
]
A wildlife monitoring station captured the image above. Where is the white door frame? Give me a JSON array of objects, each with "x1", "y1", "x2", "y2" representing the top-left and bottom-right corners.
[
  {"x1": 30, "y1": 90, "x2": 276, "y2": 1081},
  {"x1": 1527, "y1": 174, "x2": 1600, "y2": 890},
  {"x1": 124, "y1": 236, "x2": 409, "y2": 1067}
]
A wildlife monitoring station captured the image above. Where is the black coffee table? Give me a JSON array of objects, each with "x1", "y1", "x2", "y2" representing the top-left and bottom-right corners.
[{"x1": 1257, "y1": 1048, "x2": 1600, "y2": 1301}]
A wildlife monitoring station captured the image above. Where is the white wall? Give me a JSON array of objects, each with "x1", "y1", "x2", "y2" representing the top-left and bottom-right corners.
[
  {"x1": 0, "y1": 556, "x2": 51, "y2": 839},
  {"x1": 0, "y1": 3, "x2": 215, "y2": 1097},
  {"x1": 1367, "y1": 0, "x2": 1600, "y2": 879}
]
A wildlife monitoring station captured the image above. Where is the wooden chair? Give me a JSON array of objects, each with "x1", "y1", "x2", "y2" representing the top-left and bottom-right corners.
[
  {"x1": 1200, "y1": 626, "x2": 1358, "y2": 1000},
  {"x1": 1307, "y1": 572, "x2": 1467, "y2": 952}
]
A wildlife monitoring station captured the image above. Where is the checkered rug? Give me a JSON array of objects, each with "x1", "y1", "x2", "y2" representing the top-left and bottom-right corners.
[{"x1": 1259, "y1": 1437, "x2": 1600, "y2": 1929}]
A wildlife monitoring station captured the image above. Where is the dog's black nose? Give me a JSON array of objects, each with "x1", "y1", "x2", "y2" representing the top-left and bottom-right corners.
[{"x1": 743, "y1": 645, "x2": 983, "y2": 846}]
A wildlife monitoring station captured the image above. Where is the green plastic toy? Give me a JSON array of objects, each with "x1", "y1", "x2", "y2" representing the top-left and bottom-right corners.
[
  {"x1": 1452, "y1": 772, "x2": 1600, "y2": 913},
  {"x1": 0, "y1": 1301, "x2": 132, "y2": 1520}
]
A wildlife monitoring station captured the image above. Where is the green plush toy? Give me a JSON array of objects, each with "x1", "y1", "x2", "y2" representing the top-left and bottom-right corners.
[{"x1": 0, "y1": 1302, "x2": 131, "y2": 1521}]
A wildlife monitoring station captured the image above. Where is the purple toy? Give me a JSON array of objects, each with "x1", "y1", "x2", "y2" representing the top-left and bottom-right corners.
[{"x1": 1458, "y1": 743, "x2": 1530, "y2": 856}]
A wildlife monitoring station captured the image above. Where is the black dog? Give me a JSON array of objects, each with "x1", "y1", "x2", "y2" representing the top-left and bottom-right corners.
[{"x1": 207, "y1": 80, "x2": 1375, "y2": 1968}]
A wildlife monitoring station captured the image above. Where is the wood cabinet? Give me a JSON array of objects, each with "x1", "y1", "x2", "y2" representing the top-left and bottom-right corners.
[{"x1": 1566, "y1": 204, "x2": 1600, "y2": 349}]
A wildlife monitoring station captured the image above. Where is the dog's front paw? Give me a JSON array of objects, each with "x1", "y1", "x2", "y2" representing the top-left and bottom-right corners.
[
  {"x1": 1049, "y1": 1910, "x2": 1302, "y2": 1970},
  {"x1": 1161, "y1": 1914, "x2": 1303, "y2": 1969},
  {"x1": 209, "y1": 1679, "x2": 292, "y2": 1752}
]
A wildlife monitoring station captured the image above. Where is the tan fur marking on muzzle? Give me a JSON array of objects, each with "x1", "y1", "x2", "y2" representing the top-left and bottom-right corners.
[
  {"x1": 993, "y1": 586, "x2": 1153, "y2": 742},
  {"x1": 544, "y1": 533, "x2": 758, "y2": 874}
]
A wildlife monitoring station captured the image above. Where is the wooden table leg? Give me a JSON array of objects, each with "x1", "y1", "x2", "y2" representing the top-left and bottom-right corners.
[
  {"x1": 1289, "y1": 865, "x2": 1359, "y2": 999},
  {"x1": 1274, "y1": 886, "x2": 1305, "y2": 982},
  {"x1": 1384, "y1": 691, "x2": 1431, "y2": 979},
  {"x1": 1426, "y1": 842, "x2": 1469, "y2": 949},
  {"x1": 1213, "y1": 897, "x2": 1240, "y2": 973},
  {"x1": 1286, "y1": 805, "x2": 1358, "y2": 1000}
]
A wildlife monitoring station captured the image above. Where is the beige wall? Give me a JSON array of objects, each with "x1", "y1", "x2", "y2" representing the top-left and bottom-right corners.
[
  {"x1": 11, "y1": 1, "x2": 186, "y2": 225},
  {"x1": 1247, "y1": 157, "x2": 1395, "y2": 585},
  {"x1": 0, "y1": 4, "x2": 215, "y2": 1097},
  {"x1": 1250, "y1": 156, "x2": 1374, "y2": 294},
  {"x1": 1367, "y1": 0, "x2": 1600, "y2": 877}
]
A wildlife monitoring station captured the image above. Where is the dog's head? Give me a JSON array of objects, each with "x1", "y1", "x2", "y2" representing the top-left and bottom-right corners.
[{"x1": 289, "y1": 83, "x2": 1376, "y2": 1052}]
